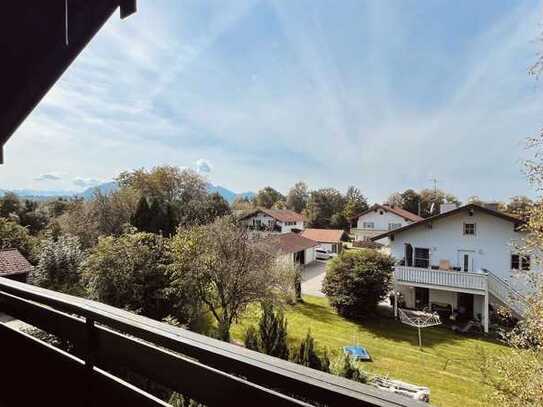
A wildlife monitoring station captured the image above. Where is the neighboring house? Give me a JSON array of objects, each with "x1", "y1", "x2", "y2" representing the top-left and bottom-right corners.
[
  {"x1": 301, "y1": 229, "x2": 347, "y2": 254},
  {"x1": 239, "y1": 208, "x2": 304, "y2": 233},
  {"x1": 265, "y1": 233, "x2": 318, "y2": 266},
  {"x1": 0, "y1": 248, "x2": 33, "y2": 283},
  {"x1": 371, "y1": 204, "x2": 533, "y2": 332},
  {"x1": 351, "y1": 204, "x2": 423, "y2": 244}
]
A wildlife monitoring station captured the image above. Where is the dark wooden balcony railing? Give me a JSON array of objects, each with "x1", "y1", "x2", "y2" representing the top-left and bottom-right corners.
[{"x1": 0, "y1": 277, "x2": 421, "y2": 407}]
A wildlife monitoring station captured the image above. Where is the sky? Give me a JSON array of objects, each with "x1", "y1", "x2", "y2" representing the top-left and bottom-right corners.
[{"x1": 2, "y1": 0, "x2": 543, "y2": 202}]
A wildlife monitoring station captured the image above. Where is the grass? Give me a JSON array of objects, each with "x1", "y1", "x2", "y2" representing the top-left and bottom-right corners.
[{"x1": 231, "y1": 295, "x2": 509, "y2": 407}]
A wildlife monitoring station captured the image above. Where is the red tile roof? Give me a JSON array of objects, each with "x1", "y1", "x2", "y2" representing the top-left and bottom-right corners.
[
  {"x1": 265, "y1": 233, "x2": 318, "y2": 254},
  {"x1": 0, "y1": 249, "x2": 33, "y2": 276},
  {"x1": 240, "y1": 208, "x2": 304, "y2": 223},
  {"x1": 301, "y1": 228, "x2": 345, "y2": 243},
  {"x1": 352, "y1": 204, "x2": 423, "y2": 223}
]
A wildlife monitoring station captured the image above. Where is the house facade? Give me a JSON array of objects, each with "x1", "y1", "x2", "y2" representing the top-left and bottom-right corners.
[
  {"x1": 372, "y1": 204, "x2": 532, "y2": 332},
  {"x1": 239, "y1": 208, "x2": 304, "y2": 233},
  {"x1": 301, "y1": 228, "x2": 346, "y2": 254},
  {"x1": 351, "y1": 204, "x2": 423, "y2": 244},
  {"x1": 265, "y1": 233, "x2": 318, "y2": 266}
]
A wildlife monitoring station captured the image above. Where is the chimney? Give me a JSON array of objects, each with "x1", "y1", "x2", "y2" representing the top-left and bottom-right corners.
[
  {"x1": 482, "y1": 202, "x2": 500, "y2": 212},
  {"x1": 440, "y1": 203, "x2": 457, "y2": 214}
]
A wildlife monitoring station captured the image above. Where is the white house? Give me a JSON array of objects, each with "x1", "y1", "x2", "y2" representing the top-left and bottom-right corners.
[
  {"x1": 265, "y1": 233, "x2": 318, "y2": 266},
  {"x1": 351, "y1": 204, "x2": 423, "y2": 244},
  {"x1": 371, "y1": 204, "x2": 532, "y2": 332},
  {"x1": 239, "y1": 208, "x2": 304, "y2": 233},
  {"x1": 301, "y1": 229, "x2": 346, "y2": 254}
]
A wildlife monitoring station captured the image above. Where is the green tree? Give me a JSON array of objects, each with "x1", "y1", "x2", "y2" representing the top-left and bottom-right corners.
[
  {"x1": 343, "y1": 186, "x2": 368, "y2": 221},
  {"x1": 304, "y1": 188, "x2": 346, "y2": 229},
  {"x1": 506, "y1": 195, "x2": 534, "y2": 220},
  {"x1": 291, "y1": 331, "x2": 329, "y2": 373},
  {"x1": 254, "y1": 187, "x2": 285, "y2": 209},
  {"x1": 131, "y1": 196, "x2": 152, "y2": 231},
  {"x1": 0, "y1": 192, "x2": 21, "y2": 218},
  {"x1": 323, "y1": 249, "x2": 394, "y2": 319},
  {"x1": 400, "y1": 189, "x2": 421, "y2": 215},
  {"x1": 333, "y1": 353, "x2": 368, "y2": 383},
  {"x1": 244, "y1": 325, "x2": 260, "y2": 351},
  {"x1": 256, "y1": 303, "x2": 289, "y2": 359},
  {"x1": 82, "y1": 232, "x2": 173, "y2": 320},
  {"x1": 169, "y1": 216, "x2": 293, "y2": 342},
  {"x1": 0, "y1": 218, "x2": 35, "y2": 259},
  {"x1": 204, "y1": 192, "x2": 231, "y2": 222},
  {"x1": 33, "y1": 234, "x2": 85, "y2": 295},
  {"x1": 231, "y1": 196, "x2": 253, "y2": 211},
  {"x1": 286, "y1": 182, "x2": 309, "y2": 213}
]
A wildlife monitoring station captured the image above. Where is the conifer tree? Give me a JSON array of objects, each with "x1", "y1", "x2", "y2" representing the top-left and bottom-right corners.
[{"x1": 258, "y1": 303, "x2": 289, "y2": 360}]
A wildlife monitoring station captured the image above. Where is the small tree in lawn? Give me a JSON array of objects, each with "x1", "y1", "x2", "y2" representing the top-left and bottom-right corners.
[
  {"x1": 170, "y1": 216, "x2": 293, "y2": 342},
  {"x1": 291, "y1": 331, "x2": 329, "y2": 373},
  {"x1": 333, "y1": 353, "x2": 368, "y2": 384},
  {"x1": 244, "y1": 303, "x2": 289, "y2": 359},
  {"x1": 323, "y1": 249, "x2": 393, "y2": 319}
]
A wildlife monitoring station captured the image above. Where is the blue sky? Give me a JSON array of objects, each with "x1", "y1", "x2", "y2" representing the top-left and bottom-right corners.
[{"x1": 3, "y1": 0, "x2": 543, "y2": 201}]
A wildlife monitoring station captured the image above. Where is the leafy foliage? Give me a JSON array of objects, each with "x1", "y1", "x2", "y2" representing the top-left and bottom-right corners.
[
  {"x1": 254, "y1": 186, "x2": 285, "y2": 209},
  {"x1": 332, "y1": 353, "x2": 368, "y2": 383},
  {"x1": 0, "y1": 217, "x2": 35, "y2": 259},
  {"x1": 290, "y1": 331, "x2": 330, "y2": 373},
  {"x1": 33, "y1": 234, "x2": 85, "y2": 294},
  {"x1": 304, "y1": 188, "x2": 346, "y2": 228},
  {"x1": 286, "y1": 181, "x2": 309, "y2": 213},
  {"x1": 323, "y1": 249, "x2": 393, "y2": 319},
  {"x1": 244, "y1": 303, "x2": 289, "y2": 359},
  {"x1": 82, "y1": 232, "x2": 173, "y2": 320},
  {"x1": 169, "y1": 216, "x2": 293, "y2": 341}
]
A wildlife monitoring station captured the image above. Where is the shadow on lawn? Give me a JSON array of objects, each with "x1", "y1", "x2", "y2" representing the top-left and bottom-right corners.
[{"x1": 294, "y1": 299, "x2": 340, "y2": 324}]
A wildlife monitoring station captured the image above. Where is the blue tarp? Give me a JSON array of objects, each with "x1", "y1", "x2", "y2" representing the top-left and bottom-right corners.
[{"x1": 343, "y1": 345, "x2": 371, "y2": 361}]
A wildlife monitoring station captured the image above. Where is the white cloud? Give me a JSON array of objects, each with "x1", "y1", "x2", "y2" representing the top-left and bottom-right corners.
[
  {"x1": 195, "y1": 159, "x2": 213, "y2": 174},
  {"x1": 73, "y1": 177, "x2": 101, "y2": 188},
  {"x1": 34, "y1": 172, "x2": 62, "y2": 182}
]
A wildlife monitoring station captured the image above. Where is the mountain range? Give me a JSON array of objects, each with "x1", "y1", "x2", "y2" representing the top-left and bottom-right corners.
[{"x1": 0, "y1": 182, "x2": 254, "y2": 204}]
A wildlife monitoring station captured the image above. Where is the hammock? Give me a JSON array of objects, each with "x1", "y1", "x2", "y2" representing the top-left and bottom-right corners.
[{"x1": 398, "y1": 308, "x2": 441, "y2": 350}]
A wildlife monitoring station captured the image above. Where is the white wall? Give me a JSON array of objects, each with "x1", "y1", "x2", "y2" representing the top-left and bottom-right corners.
[
  {"x1": 353, "y1": 209, "x2": 413, "y2": 243},
  {"x1": 278, "y1": 220, "x2": 304, "y2": 233},
  {"x1": 305, "y1": 247, "x2": 316, "y2": 264},
  {"x1": 390, "y1": 210, "x2": 534, "y2": 283}
]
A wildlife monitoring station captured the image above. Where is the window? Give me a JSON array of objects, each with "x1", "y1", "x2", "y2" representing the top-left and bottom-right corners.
[
  {"x1": 511, "y1": 254, "x2": 530, "y2": 271},
  {"x1": 362, "y1": 222, "x2": 374, "y2": 229},
  {"x1": 388, "y1": 223, "x2": 401, "y2": 230},
  {"x1": 414, "y1": 248, "x2": 430, "y2": 268},
  {"x1": 463, "y1": 223, "x2": 476, "y2": 235}
]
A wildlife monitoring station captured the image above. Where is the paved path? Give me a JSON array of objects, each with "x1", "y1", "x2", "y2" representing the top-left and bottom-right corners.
[{"x1": 301, "y1": 260, "x2": 327, "y2": 297}]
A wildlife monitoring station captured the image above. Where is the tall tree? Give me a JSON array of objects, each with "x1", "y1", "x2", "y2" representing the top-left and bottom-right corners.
[
  {"x1": 169, "y1": 216, "x2": 293, "y2": 341},
  {"x1": 400, "y1": 189, "x2": 421, "y2": 215},
  {"x1": 304, "y1": 188, "x2": 346, "y2": 229},
  {"x1": 290, "y1": 331, "x2": 330, "y2": 373},
  {"x1": 0, "y1": 218, "x2": 35, "y2": 260},
  {"x1": 286, "y1": 182, "x2": 309, "y2": 213},
  {"x1": 0, "y1": 192, "x2": 21, "y2": 218},
  {"x1": 231, "y1": 196, "x2": 253, "y2": 211},
  {"x1": 254, "y1": 187, "x2": 285, "y2": 209},
  {"x1": 506, "y1": 196, "x2": 534, "y2": 220},
  {"x1": 343, "y1": 186, "x2": 369, "y2": 221}
]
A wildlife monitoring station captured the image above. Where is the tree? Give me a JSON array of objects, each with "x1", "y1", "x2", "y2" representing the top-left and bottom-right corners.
[
  {"x1": 286, "y1": 182, "x2": 309, "y2": 213},
  {"x1": 418, "y1": 188, "x2": 461, "y2": 218},
  {"x1": 82, "y1": 232, "x2": 173, "y2": 320},
  {"x1": 0, "y1": 192, "x2": 21, "y2": 218},
  {"x1": 304, "y1": 188, "x2": 346, "y2": 229},
  {"x1": 401, "y1": 189, "x2": 421, "y2": 215},
  {"x1": 506, "y1": 196, "x2": 534, "y2": 220},
  {"x1": 290, "y1": 331, "x2": 329, "y2": 373},
  {"x1": 0, "y1": 218, "x2": 35, "y2": 259},
  {"x1": 231, "y1": 196, "x2": 253, "y2": 211},
  {"x1": 385, "y1": 192, "x2": 404, "y2": 208},
  {"x1": 131, "y1": 196, "x2": 153, "y2": 232},
  {"x1": 244, "y1": 303, "x2": 289, "y2": 360},
  {"x1": 169, "y1": 216, "x2": 293, "y2": 341},
  {"x1": 33, "y1": 234, "x2": 85, "y2": 295},
  {"x1": 204, "y1": 192, "x2": 232, "y2": 222},
  {"x1": 343, "y1": 186, "x2": 368, "y2": 221},
  {"x1": 323, "y1": 249, "x2": 394, "y2": 319},
  {"x1": 254, "y1": 187, "x2": 285, "y2": 209}
]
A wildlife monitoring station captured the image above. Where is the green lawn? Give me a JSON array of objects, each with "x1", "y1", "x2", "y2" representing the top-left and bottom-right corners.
[{"x1": 231, "y1": 295, "x2": 509, "y2": 407}]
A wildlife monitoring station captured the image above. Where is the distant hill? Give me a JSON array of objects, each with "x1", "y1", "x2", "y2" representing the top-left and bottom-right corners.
[
  {"x1": 208, "y1": 184, "x2": 255, "y2": 204},
  {"x1": 1, "y1": 182, "x2": 254, "y2": 204}
]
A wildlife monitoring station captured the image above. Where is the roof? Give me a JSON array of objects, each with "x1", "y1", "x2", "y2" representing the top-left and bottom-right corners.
[
  {"x1": 301, "y1": 229, "x2": 345, "y2": 243},
  {"x1": 265, "y1": 233, "x2": 319, "y2": 255},
  {"x1": 240, "y1": 208, "x2": 304, "y2": 223},
  {"x1": 371, "y1": 204, "x2": 523, "y2": 241},
  {"x1": 0, "y1": 249, "x2": 33, "y2": 276},
  {"x1": 0, "y1": 2, "x2": 136, "y2": 162},
  {"x1": 352, "y1": 204, "x2": 423, "y2": 223}
]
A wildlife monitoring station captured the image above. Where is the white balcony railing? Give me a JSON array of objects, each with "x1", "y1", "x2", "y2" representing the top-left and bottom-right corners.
[{"x1": 394, "y1": 266, "x2": 487, "y2": 291}]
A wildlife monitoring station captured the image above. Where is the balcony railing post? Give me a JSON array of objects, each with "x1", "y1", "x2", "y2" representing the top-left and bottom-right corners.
[{"x1": 85, "y1": 316, "x2": 98, "y2": 407}]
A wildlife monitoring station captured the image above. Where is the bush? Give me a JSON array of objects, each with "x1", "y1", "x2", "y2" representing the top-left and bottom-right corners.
[
  {"x1": 0, "y1": 217, "x2": 35, "y2": 260},
  {"x1": 332, "y1": 353, "x2": 368, "y2": 383},
  {"x1": 33, "y1": 234, "x2": 85, "y2": 294},
  {"x1": 323, "y1": 249, "x2": 393, "y2": 319}
]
